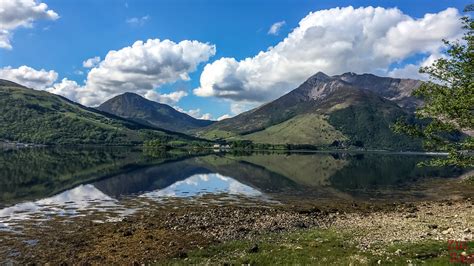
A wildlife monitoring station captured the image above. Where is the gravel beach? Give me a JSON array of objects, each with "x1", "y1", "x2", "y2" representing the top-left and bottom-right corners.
[{"x1": 1, "y1": 196, "x2": 472, "y2": 264}]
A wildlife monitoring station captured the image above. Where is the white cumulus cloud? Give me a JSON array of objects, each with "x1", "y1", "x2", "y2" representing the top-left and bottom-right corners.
[
  {"x1": 185, "y1": 108, "x2": 212, "y2": 120},
  {"x1": 79, "y1": 39, "x2": 215, "y2": 106},
  {"x1": 3, "y1": 38, "x2": 215, "y2": 109},
  {"x1": 388, "y1": 54, "x2": 442, "y2": 80},
  {"x1": 82, "y1": 56, "x2": 101, "y2": 68},
  {"x1": 199, "y1": 113, "x2": 212, "y2": 120},
  {"x1": 0, "y1": 65, "x2": 58, "y2": 89},
  {"x1": 217, "y1": 114, "x2": 232, "y2": 121},
  {"x1": 230, "y1": 101, "x2": 259, "y2": 115},
  {"x1": 174, "y1": 106, "x2": 212, "y2": 120},
  {"x1": 145, "y1": 90, "x2": 188, "y2": 105},
  {"x1": 0, "y1": 0, "x2": 59, "y2": 49},
  {"x1": 0, "y1": 29, "x2": 11, "y2": 49},
  {"x1": 44, "y1": 38, "x2": 215, "y2": 106},
  {"x1": 268, "y1": 20, "x2": 286, "y2": 35},
  {"x1": 46, "y1": 78, "x2": 82, "y2": 101},
  {"x1": 194, "y1": 6, "x2": 463, "y2": 110}
]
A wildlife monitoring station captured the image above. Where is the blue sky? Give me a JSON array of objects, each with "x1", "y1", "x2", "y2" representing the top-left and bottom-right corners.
[{"x1": 0, "y1": 0, "x2": 470, "y2": 120}]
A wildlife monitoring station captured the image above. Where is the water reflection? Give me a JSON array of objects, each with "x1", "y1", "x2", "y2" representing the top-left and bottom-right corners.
[
  {"x1": 141, "y1": 173, "x2": 262, "y2": 199},
  {"x1": 328, "y1": 153, "x2": 463, "y2": 193},
  {"x1": 0, "y1": 147, "x2": 149, "y2": 207},
  {"x1": 0, "y1": 148, "x2": 467, "y2": 218},
  {"x1": 92, "y1": 158, "x2": 210, "y2": 198},
  {"x1": 0, "y1": 171, "x2": 262, "y2": 229},
  {"x1": 0, "y1": 184, "x2": 133, "y2": 230}
]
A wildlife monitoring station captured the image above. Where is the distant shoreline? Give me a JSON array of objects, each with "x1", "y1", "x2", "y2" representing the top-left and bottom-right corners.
[{"x1": 0, "y1": 142, "x2": 450, "y2": 156}]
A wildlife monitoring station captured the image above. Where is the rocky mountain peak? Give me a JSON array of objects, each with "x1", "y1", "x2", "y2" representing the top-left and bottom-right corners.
[{"x1": 306, "y1": 71, "x2": 332, "y2": 83}]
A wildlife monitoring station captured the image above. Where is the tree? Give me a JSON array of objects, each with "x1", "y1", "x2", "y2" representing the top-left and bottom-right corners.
[{"x1": 394, "y1": 5, "x2": 473, "y2": 167}]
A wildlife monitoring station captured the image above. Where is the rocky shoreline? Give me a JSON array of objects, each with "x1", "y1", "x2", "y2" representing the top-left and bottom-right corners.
[{"x1": 1, "y1": 196, "x2": 472, "y2": 264}]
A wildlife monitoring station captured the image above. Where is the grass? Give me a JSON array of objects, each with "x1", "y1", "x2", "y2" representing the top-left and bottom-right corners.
[
  {"x1": 464, "y1": 175, "x2": 474, "y2": 185},
  {"x1": 198, "y1": 129, "x2": 238, "y2": 140},
  {"x1": 164, "y1": 229, "x2": 463, "y2": 265},
  {"x1": 384, "y1": 241, "x2": 450, "y2": 265},
  {"x1": 243, "y1": 113, "x2": 347, "y2": 145},
  {"x1": 166, "y1": 229, "x2": 367, "y2": 265},
  {"x1": 199, "y1": 114, "x2": 346, "y2": 146},
  {"x1": 198, "y1": 114, "x2": 348, "y2": 149}
]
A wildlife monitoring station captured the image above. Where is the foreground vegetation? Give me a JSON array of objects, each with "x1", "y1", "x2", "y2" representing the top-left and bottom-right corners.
[
  {"x1": 394, "y1": 6, "x2": 473, "y2": 167},
  {"x1": 3, "y1": 197, "x2": 472, "y2": 264},
  {"x1": 166, "y1": 229, "x2": 470, "y2": 265},
  {"x1": 464, "y1": 175, "x2": 474, "y2": 185}
]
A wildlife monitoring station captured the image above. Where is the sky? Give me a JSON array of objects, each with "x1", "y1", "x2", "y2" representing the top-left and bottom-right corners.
[{"x1": 0, "y1": 0, "x2": 470, "y2": 120}]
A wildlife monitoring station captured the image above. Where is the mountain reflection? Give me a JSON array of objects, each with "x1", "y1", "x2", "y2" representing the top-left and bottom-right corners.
[{"x1": 0, "y1": 148, "x2": 466, "y2": 210}]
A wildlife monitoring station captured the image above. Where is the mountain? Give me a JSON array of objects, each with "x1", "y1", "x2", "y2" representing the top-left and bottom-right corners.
[
  {"x1": 97, "y1": 92, "x2": 214, "y2": 134},
  {"x1": 0, "y1": 80, "x2": 198, "y2": 145},
  {"x1": 198, "y1": 72, "x2": 422, "y2": 150},
  {"x1": 333, "y1": 72, "x2": 422, "y2": 110}
]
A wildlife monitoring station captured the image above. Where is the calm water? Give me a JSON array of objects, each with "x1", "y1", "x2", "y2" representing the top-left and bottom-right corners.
[{"x1": 0, "y1": 147, "x2": 468, "y2": 230}]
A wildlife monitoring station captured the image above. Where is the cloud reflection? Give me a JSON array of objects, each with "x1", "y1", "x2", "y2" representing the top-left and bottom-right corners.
[{"x1": 141, "y1": 173, "x2": 262, "y2": 198}]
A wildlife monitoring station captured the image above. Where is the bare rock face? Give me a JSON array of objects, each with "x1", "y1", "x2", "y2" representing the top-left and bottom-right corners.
[
  {"x1": 334, "y1": 72, "x2": 423, "y2": 110},
  {"x1": 284, "y1": 72, "x2": 422, "y2": 110},
  {"x1": 300, "y1": 73, "x2": 352, "y2": 101}
]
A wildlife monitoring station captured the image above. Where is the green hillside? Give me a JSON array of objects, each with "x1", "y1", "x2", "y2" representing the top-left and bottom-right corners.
[
  {"x1": 0, "y1": 80, "x2": 197, "y2": 145},
  {"x1": 328, "y1": 102, "x2": 420, "y2": 150},
  {"x1": 97, "y1": 92, "x2": 214, "y2": 134},
  {"x1": 198, "y1": 72, "x2": 422, "y2": 151},
  {"x1": 320, "y1": 86, "x2": 422, "y2": 150},
  {"x1": 243, "y1": 113, "x2": 347, "y2": 145}
]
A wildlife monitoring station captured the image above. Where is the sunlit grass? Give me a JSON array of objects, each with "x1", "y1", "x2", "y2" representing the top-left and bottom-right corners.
[{"x1": 164, "y1": 228, "x2": 458, "y2": 265}]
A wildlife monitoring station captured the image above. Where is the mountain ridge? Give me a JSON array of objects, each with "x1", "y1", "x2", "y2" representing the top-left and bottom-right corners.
[
  {"x1": 198, "y1": 72, "x2": 422, "y2": 150},
  {"x1": 333, "y1": 72, "x2": 422, "y2": 109},
  {"x1": 0, "y1": 71, "x2": 423, "y2": 150},
  {"x1": 97, "y1": 92, "x2": 214, "y2": 134},
  {"x1": 0, "y1": 80, "x2": 199, "y2": 145}
]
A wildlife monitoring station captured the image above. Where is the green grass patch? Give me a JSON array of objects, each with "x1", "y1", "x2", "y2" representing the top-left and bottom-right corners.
[
  {"x1": 243, "y1": 113, "x2": 347, "y2": 146},
  {"x1": 167, "y1": 229, "x2": 369, "y2": 265},
  {"x1": 164, "y1": 229, "x2": 463, "y2": 265},
  {"x1": 383, "y1": 240, "x2": 448, "y2": 265},
  {"x1": 198, "y1": 129, "x2": 238, "y2": 140},
  {"x1": 463, "y1": 175, "x2": 474, "y2": 185}
]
